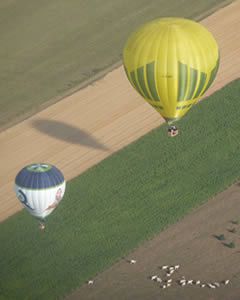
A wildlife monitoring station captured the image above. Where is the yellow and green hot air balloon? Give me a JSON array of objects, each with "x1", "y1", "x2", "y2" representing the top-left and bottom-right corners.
[{"x1": 123, "y1": 18, "x2": 219, "y2": 133}]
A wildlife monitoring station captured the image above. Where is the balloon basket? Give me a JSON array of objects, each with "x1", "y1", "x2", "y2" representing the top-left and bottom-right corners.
[
  {"x1": 38, "y1": 220, "x2": 46, "y2": 231},
  {"x1": 168, "y1": 126, "x2": 179, "y2": 137}
]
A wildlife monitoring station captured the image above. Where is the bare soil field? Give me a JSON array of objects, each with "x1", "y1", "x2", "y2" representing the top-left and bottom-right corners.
[
  {"x1": 66, "y1": 182, "x2": 240, "y2": 300},
  {"x1": 0, "y1": 1, "x2": 240, "y2": 223}
]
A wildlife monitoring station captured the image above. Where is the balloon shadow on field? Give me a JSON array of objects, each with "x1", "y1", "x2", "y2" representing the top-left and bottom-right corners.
[{"x1": 31, "y1": 119, "x2": 109, "y2": 151}]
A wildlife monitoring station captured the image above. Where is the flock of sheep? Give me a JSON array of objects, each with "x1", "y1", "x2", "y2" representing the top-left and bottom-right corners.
[
  {"x1": 150, "y1": 264, "x2": 230, "y2": 289},
  {"x1": 87, "y1": 260, "x2": 230, "y2": 291}
]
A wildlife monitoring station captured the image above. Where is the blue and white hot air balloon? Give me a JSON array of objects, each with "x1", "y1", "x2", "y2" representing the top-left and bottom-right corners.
[{"x1": 14, "y1": 163, "x2": 66, "y2": 222}]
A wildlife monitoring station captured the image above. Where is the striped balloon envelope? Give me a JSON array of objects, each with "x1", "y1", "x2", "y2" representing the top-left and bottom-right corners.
[
  {"x1": 14, "y1": 163, "x2": 66, "y2": 220},
  {"x1": 123, "y1": 18, "x2": 219, "y2": 124}
]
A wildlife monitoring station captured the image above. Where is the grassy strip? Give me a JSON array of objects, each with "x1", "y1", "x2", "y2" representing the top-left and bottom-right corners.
[
  {"x1": 0, "y1": 0, "x2": 232, "y2": 131},
  {"x1": 0, "y1": 79, "x2": 240, "y2": 299}
]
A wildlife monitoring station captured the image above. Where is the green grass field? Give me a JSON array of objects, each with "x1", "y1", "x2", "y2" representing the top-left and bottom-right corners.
[
  {"x1": 0, "y1": 79, "x2": 240, "y2": 300},
  {"x1": 0, "y1": 0, "x2": 231, "y2": 130}
]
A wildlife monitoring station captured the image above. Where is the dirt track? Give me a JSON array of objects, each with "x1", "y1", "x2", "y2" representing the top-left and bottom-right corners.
[
  {"x1": 66, "y1": 182, "x2": 240, "y2": 300},
  {"x1": 0, "y1": 1, "x2": 240, "y2": 222}
]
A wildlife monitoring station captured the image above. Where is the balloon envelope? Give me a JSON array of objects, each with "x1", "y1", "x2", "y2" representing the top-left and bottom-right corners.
[
  {"x1": 123, "y1": 18, "x2": 219, "y2": 123},
  {"x1": 15, "y1": 163, "x2": 66, "y2": 220}
]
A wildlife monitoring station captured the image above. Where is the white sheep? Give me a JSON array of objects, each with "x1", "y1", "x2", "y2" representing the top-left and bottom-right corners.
[
  {"x1": 180, "y1": 276, "x2": 186, "y2": 280},
  {"x1": 167, "y1": 279, "x2": 172, "y2": 283},
  {"x1": 174, "y1": 265, "x2": 180, "y2": 269},
  {"x1": 161, "y1": 265, "x2": 169, "y2": 270},
  {"x1": 224, "y1": 280, "x2": 230, "y2": 285},
  {"x1": 214, "y1": 282, "x2": 220, "y2": 287},
  {"x1": 150, "y1": 275, "x2": 158, "y2": 281},
  {"x1": 179, "y1": 277, "x2": 186, "y2": 283},
  {"x1": 129, "y1": 259, "x2": 136, "y2": 264},
  {"x1": 161, "y1": 285, "x2": 167, "y2": 289},
  {"x1": 207, "y1": 283, "x2": 216, "y2": 289},
  {"x1": 200, "y1": 284, "x2": 206, "y2": 288},
  {"x1": 88, "y1": 280, "x2": 94, "y2": 285},
  {"x1": 187, "y1": 280, "x2": 193, "y2": 285},
  {"x1": 179, "y1": 279, "x2": 186, "y2": 284},
  {"x1": 156, "y1": 277, "x2": 162, "y2": 283},
  {"x1": 195, "y1": 280, "x2": 201, "y2": 285}
]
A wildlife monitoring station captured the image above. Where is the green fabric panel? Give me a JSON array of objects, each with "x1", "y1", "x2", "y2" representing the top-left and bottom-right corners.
[
  {"x1": 151, "y1": 103, "x2": 164, "y2": 110},
  {"x1": 137, "y1": 66, "x2": 152, "y2": 100},
  {"x1": 201, "y1": 57, "x2": 220, "y2": 96},
  {"x1": 178, "y1": 62, "x2": 188, "y2": 101},
  {"x1": 130, "y1": 70, "x2": 145, "y2": 98},
  {"x1": 146, "y1": 62, "x2": 160, "y2": 101},
  {"x1": 186, "y1": 67, "x2": 198, "y2": 100},
  {"x1": 124, "y1": 65, "x2": 132, "y2": 83},
  {"x1": 194, "y1": 71, "x2": 207, "y2": 98}
]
